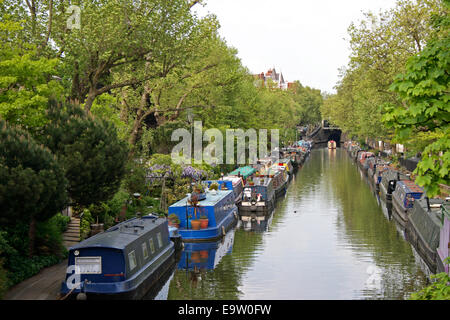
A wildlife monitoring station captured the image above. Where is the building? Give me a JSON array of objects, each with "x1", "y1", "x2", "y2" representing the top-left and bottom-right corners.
[{"x1": 255, "y1": 68, "x2": 295, "y2": 90}]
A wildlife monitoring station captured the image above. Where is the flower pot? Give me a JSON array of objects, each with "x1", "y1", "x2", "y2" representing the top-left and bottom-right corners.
[
  {"x1": 199, "y1": 250, "x2": 209, "y2": 259},
  {"x1": 190, "y1": 251, "x2": 201, "y2": 263},
  {"x1": 199, "y1": 218, "x2": 209, "y2": 229},
  {"x1": 191, "y1": 219, "x2": 201, "y2": 230}
]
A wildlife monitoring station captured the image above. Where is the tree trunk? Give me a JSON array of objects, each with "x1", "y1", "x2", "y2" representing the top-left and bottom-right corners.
[
  {"x1": 28, "y1": 216, "x2": 36, "y2": 258},
  {"x1": 84, "y1": 88, "x2": 97, "y2": 112}
]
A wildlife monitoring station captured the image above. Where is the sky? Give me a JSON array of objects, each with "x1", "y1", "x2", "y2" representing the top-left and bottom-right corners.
[{"x1": 194, "y1": 0, "x2": 400, "y2": 93}]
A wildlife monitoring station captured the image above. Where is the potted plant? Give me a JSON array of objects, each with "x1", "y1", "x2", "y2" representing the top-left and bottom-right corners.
[
  {"x1": 168, "y1": 214, "x2": 180, "y2": 228},
  {"x1": 248, "y1": 179, "x2": 255, "y2": 186},
  {"x1": 192, "y1": 183, "x2": 206, "y2": 201},
  {"x1": 209, "y1": 182, "x2": 219, "y2": 191},
  {"x1": 199, "y1": 214, "x2": 209, "y2": 229},
  {"x1": 190, "y1": 219, "x2": 201, "y2": 230}
]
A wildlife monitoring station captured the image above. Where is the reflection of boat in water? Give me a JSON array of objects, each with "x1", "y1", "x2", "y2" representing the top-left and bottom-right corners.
[
  {"x1": 241, "y1": 210, "x2": 274, "y2": 232},
  {"x1": 142, "y1": 252, "x2": 179, "y2": 300},
  {"x1": 178, "y1": 229, "x2": 235, "y2": 271},
  {"x1": 60, "y1": 215, "x2": 176, "y2": 300}
]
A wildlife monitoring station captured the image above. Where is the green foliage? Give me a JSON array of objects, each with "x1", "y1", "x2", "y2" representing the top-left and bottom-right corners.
[
  {"x1": 41, "y1": 100, "x2": 129, "y2": 208},
  {"x1": 382, "y1": 14, "x2": 449, "y2": 196},
  {"x1": 410, "y1": 258, "x2": 450, "y2": 300},
  {"x1": 0, "y1": 120, "x2": 68, "y2": 227},
  {"x1": 80, "y1": 209, "x2": 94, "y2": 240}
]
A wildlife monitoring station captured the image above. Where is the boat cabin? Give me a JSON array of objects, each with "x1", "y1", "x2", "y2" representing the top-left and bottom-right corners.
[{"x1": 393, "y1": 180, "x2": 424, "y2": 209}]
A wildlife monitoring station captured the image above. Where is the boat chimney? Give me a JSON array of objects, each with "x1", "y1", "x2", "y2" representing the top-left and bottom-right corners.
[
  {"x1": 397, "y1": 172, "x2": 400, "y2": 181},
  {"x1": 425, "y1": 197, "x2": 431, "y2": 212}
]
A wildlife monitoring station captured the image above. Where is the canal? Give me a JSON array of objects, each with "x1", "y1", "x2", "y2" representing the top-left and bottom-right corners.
[{"x1": 150, "y1": 148, "x2": 429, "y2": 300}]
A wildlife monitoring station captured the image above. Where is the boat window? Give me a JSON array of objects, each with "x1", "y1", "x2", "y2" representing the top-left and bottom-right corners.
[
  {"x1": 142, "y1": 242, "x2": 149, "y2": 260},
  {"x1": 128, "y1": 251, "x2": 137, "y2": 271},
  {"x1": 149, "y1": 238, "x2": 156, "y2": 254},
  {"x1": 157, "y1": 232, "x2": 163, "y2": 248}
]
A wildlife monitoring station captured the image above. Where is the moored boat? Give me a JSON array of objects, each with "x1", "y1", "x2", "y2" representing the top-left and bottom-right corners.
[
  {"x1": 328, "y1": 140, "x2": 336, "y2": 149},
  {"x1": 228, "y1": 166, "x2": 257, "y2": 184},
  {"x1": 406, "y1": 198, "x2": 446, "y2": 273},
  {"x1": 206, "y1": 176, "x2": 244, "y2": 205},
  {"x1": 238, "y1": 176, "x2": 275, "y2": 218},
  {"x1": 379, "y1": 169, "x2": 409, "y2": 201},
  {"x1": 436, "y1": 202, "x2": 450, "y2": 274},
  {"x1": 168, "y1": 189, "x2": 238, "y2": 242},
  {"x1": 60, "y1": 215, "x2": 176, "y2": 300},
  {"x1": 391, "y1": 180, "x2": 424, "y2": 229},
  {"x1": 265, "y1": 166, "x2": 288, "y2": 198}
]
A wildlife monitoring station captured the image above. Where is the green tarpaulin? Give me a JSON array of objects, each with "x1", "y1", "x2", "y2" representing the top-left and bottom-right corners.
[{"x1": 229, "y1": 166, "x2": 256, "y2": 179}]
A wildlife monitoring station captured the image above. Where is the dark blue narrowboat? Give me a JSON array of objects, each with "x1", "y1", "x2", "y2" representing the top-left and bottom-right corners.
[
  {"x1": 238, "y1": 176, "x2": 275, "y2": 218},
  {"x1": 60, "y1": 215, "x2": 176, "y2": 300},
  {"x1": 178, "y1": 229, "x2": 235, "y2": 271},
  {"x1": 392, "y1": 180, "x2": 425, "y2": 228},
  {"x1": 168, "y1": 189, "x2": 238, "y2": 242}
]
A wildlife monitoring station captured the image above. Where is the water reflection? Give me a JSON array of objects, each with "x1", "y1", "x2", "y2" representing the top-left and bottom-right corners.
[{"x1": 149, "y1": 149, "x2": 428, "y2": 300}]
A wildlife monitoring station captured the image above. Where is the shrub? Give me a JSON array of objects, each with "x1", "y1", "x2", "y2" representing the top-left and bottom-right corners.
[
  {"x1": 410, "y1": 258, "x2": 450, "y2": 300},
  {"x1": 51, "y1": 213, "x2": 71, "y2": 233},
  {"x1": 80, "y1": 209, "x2": 94, "y2": 240}
]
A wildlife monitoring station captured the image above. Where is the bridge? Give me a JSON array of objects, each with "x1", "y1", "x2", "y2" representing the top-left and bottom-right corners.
[{"x1": 303, "y1": 122, "x2": 342, "y2": 148}]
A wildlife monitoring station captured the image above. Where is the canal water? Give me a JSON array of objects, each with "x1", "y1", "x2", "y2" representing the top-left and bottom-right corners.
[{"x1": 151, "y1": 148, "x2": 429, "y2": 300}]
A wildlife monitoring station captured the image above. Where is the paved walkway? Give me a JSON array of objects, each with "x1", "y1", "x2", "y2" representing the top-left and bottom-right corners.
[{"x1": 3, "y1": 259, "x2": 68, "y2": 300}]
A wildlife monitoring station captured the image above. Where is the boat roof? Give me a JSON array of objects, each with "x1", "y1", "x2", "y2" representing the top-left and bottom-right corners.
[
  {"x1": 170, "y1": 189, "x2": 234, "y2": 208},
  {"x1": 396, "y1": 180, "x2": 424, "y2": 194},
  {"x1": 246, "y1": 176, "x2": 272, "y2": 187},
  {"x1": 222, "y1": 176, "x2": 243, "y2": 184},
  {"x1": 69, "y1": 216, "x2": 165, "y2": 251},
  {"x1": 228, "y1": 166, "x2": 256, "y2": 178}
]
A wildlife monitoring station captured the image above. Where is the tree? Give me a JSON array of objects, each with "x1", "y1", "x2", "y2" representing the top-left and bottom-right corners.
[
  {"x1": 0, "y1": 120, "x2": 68, "y2": 256},
  {"x1": 382, "y1": 4, "x2": 449, "y2": 196},
  {"x1": 321, "y1": 0, "x2": 445, "y2": 141},
  {"x1": 41, "y1": 100, "x2": 128, "y2": 208}
]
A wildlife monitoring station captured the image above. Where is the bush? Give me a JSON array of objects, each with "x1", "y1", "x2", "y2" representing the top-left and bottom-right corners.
[
  {"x1": 80, "y1": 209, "x2": 94, "y2": 240},
  {"x1": 410, "y1": 258, "x2": 450, "y2": 300},
  {"x1": 6, "y1": 254, "x2": 62, "y2": 287},
  {"x1": 35, "y1": 217, "x2": 67, "y2": 257},
  {"x1": 0, "y1": 258, "x2": 8, "y2": 299},
  {"x1": 51, "y1": 213, "x2": 71, "y2": 233}
]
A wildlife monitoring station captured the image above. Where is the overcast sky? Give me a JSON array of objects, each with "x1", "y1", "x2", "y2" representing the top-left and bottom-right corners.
[{"x1": 195, "y1": 0, "x2": 399, "y2": 93}]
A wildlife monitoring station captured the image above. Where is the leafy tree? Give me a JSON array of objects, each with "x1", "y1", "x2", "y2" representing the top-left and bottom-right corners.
[
  {"x1": 382, "y1": 4, "x2": 449, "y2": 196},
  {"x1": 41, "y1": 100, "x2": 128, "y2": 208},
  {"x1": 0, "y1": 120, "x2": 68, "y2": 256}
]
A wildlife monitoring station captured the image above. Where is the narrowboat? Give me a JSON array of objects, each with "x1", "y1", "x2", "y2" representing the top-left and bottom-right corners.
[
  {"x1": 178, "y1": 229, "x2": 235, "y2": 271},
  {"x1": 276, "y1": 158, "x2": 294, "y2": 180},
  {"x1": 379, "y1": 169, "x2": 409, "y2": 201},
  {"x1": 391, "y1": 180, "x2": 424, "y2": 229},
  {"x1": 264, "y1": 167, "x2": 288, "y2": 198},
  {"x1": 253, "y1": 157, "x2": 273, "y2": 175},
  {"x1": 168, "y1": 189, "x2": 238, "y2": 242},
  {"x1": 437, "y1": 202, "x2": 450, "y2": 274},
  {"x1": 357, "y1": 151, "x2": 375, "y2": 172},
  {"x1": 206, "y1": 176, "x2": 244, "y2": 205},
  {"x1": 406, "y1": 198, "x2": 446, "y2": 273},
  {"x1": 238, "y1": 176, "x2": 275, "y2": 218},
  {"x1": 60, "y1": 215, "x2": 176, "y2": 300},
  {"x1": 328, "y1": 140, "x2": 336, "y2": 149},
  {"x1": 228, "y1": 166, "x2": 257, "y2": 184}
]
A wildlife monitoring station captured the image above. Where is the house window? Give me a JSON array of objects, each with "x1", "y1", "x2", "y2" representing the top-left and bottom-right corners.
[
  {"x1": 157, "y1": 232, "x2": 163, "y2": 248},
  {"x1": 128, "y1": 251, "x2": 137, "y2": 271},
  {"x1": 142, "y1": 242, "x2": 149, "y2": 260},
  {"x1": 149, "y1": 239, "x2": 155, "y2": 254}
]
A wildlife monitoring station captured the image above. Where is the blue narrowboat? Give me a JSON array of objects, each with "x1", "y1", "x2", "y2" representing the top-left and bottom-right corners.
[
  {"x1": 178, "y1": 229, "x2": 235, "y2": 271},
  {"x1": 206, "y1": 176, "x2": 244, "y2": 205},
  {"x1": 238, "y1": 176, "x2": 275, "y2": 218},
  {"x1": 60, "y1": 215, "x2": 176, "y2": 300},
  {"x1": 379, "y1": 169, "x2": 409, "y2": 201},
  {"x1": 392, "y1": 180, "x2": 424, "y2": 228},
  {"x1": 168, "y1": 189, "x2": 238, "y2": 242}
]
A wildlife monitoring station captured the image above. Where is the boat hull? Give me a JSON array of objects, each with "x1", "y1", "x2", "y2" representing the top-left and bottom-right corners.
[
  {"x1": 60, "y1": 242, "x2": 176, "y2": 300},
  {"x1": 179, "y1": 208, "x2": 238, "y2": 243}
]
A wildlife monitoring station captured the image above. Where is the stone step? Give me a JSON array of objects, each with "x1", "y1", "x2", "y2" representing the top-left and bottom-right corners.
[{"x1": 63, "y1": 231, "x2": 79, "y2": 237}]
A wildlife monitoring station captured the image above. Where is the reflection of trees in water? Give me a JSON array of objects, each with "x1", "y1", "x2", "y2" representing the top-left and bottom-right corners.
[{"x1": 324, "y1": 149, "x2": 427, "y2": 299}]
